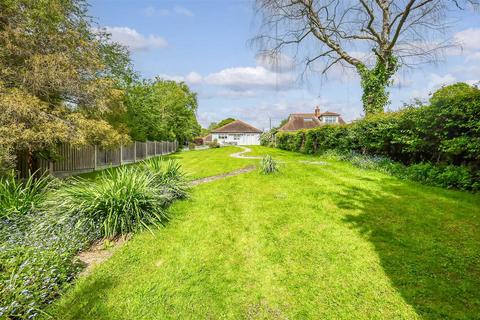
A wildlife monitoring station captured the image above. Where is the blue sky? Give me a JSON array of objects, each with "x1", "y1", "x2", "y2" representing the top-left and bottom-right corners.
[{"x1": 89, "y1": 0, "x2": 480, "y2": 130}]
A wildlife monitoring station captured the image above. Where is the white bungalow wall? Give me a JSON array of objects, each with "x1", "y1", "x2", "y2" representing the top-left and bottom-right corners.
[{"x1": 211, "y1": 133, "x2": 260, "y2": 145}]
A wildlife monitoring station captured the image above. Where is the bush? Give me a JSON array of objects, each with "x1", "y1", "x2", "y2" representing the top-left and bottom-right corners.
[
  {"x1": 143, "y1": 158, "x2": 189, "y2": 203},
  {"x1": 274, "y1": 83, "x2": 480, "y2": 190},
  {"x1": 51, "y1": 166, "x2": 169, "y2": 238},
  {"x1": 323, "y1": 150, "x2": 479, "y2": 191},
  {"x1": 0, "y1": 159, "x2": 189, "y2": 319},
  {"x1": 0, "y1": 147, "x2": 15, "y2": 177},
  {"x1": 260, "y1": 155, "x2": 279, "y2": 175},
  {"x1": 0, "y1": 171, "x2": 55, "y2": 218},
  {"x1": 0, "y1": 190, "x2": 92, "y2": 319},
  {"x1": 208, "y1": 139, "x2": 220, "y2": 148},
  {"x1": 260, "y1": 130, "x2": 275, "y2": 147},
  {"x1": 188, "y1": 142, "x2": 196, "y2": 150}
]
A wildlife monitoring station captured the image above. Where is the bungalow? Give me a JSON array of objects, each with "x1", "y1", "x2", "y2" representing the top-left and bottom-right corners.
[
  {"x1": 278, "y1": 106, "x2": 345, "y2": 132},
  {"x1": 211, "y1": 120, "x2": 262, "y2": 145}
]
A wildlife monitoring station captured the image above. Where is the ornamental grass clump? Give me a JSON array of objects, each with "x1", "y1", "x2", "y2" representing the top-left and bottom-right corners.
[
  {"x1": 53, "y1": 166, "x2": 169, "y2": 238},
  {"x1": 0, "y1": 171, "x2": 55, "y2": 218},
  {"x1": 143, "y1": 158, "x2": 189, "y2": 204},
  {"x1": 260, "y1": 155, "x2": 279, "y2": 175}
]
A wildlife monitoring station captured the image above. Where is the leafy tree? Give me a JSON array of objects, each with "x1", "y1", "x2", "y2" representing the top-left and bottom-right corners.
[
  {"x1": 0, "y1": 0, "x2": 129, "y2": 162},
  {"x1": 120, "y1": 79, "x2": 201, "y2": 144},
  {"x1": 208, "y1": 118, "x2": 236, "y2": 131}
]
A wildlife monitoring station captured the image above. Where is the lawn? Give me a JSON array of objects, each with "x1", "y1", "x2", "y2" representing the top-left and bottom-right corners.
[
  {"x1": 49, "y1": 146, "x2": 480, "y2": 319},
  {"x1": 78, "y1": 146, "x2": 257, "y2": 181}
]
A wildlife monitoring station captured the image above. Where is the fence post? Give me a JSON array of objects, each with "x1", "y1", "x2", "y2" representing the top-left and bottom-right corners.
[
  {"x1": 134, "y1": 142, "x2": 137, "y2": 162},
  {"x1": 154, "y1": 141, "x2": 157, "y2": 155},
  {"x1": 48, "y1": 161, "x2": 54, "y2": 175},
  {"x1": 120, "y1": 144, "x2": 123, "y2": 165},
  {"x1": 94, "y1": 145, "x2": 97, "y2": 171}
]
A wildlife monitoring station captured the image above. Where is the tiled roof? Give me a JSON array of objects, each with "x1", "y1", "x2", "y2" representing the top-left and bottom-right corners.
[
  {"x1": 203, "y1": 134, "x2": 212, "y2": 142},
  {"x1": 212, "y1": 120, "x2": 262, "y2": 133},
  {"x1": 278, "y1": 115, "x2": 322, "y2": 132},
  {"x1": 320, "y1": 111, "x2": 340, "y2": 116}
]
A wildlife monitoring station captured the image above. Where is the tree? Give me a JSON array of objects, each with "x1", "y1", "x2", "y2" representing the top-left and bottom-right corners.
[
  {"x1": 120, "y1": 79, "x2": 201, "y2": 144},
  {"x1": 208, "y1": 118, "x2": 236, "y2": 130},
  {"x1": 0, "y1": 0, "x2": 130, "y2": 162},
  {"x1": 253, "y1": 0, "x2": 478, "y2": 115}
]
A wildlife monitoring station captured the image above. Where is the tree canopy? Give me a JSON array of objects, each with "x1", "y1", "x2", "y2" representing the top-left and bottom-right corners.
[
  {"x1": 208, "y1": 118, "x2": 236, "y2": 131},
  {"x1": 0, "y1": 0, "x2": 201, "y2": 170},
  {"x1": 0, "y1": 0, "x2": 129, "y2": 153},
  {"x1": 111, "y1": 79, "x2": 201, "y2": 144}
]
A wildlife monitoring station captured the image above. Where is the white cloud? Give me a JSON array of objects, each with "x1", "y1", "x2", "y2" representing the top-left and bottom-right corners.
[
  {"x1": 156, "y1": 71, "x2": 203, "y2": 85},
  {"x1": 185, "y1": 72, "x2": 203, "y2": 84},
  {"x1": 205, "y1": 66, "x2": 295, "y2": 91},
  {"x1": 201, "y1": 89, "x2": 258, "y2": 99},
  {"x1": 143, "y1": 6, "x2": 169, "y2": 17},
  {"x1": 157, "y1": 74, "x2": 185, "y2": 82},
  {"x1": 410, "y1": 73, "x2": 457, "y2": 100},
  {"x1": 429, "y1": 73, "x2": 456, "y2": 88},
  {"x1": 450, "y1": 28, "x2": 480, "y2": 62},
  {"x1": 392, "y1": 74, "x2": 414, "y2": 88},
  {"x1": 174, "y1": 6, "x2": 194, "y2": 16},
  {"x1": 466, "y1": 52, "x2": 480, "y2": 62},
  {"x1": 255, "y1": 53, "x2": 295, "y2": 73},
  {"x1": 454, "y1": 28, "x2": 480, "y2": 51},
  {"x1": 102, "y1": 26, "x2": 167, "y2": 52}
]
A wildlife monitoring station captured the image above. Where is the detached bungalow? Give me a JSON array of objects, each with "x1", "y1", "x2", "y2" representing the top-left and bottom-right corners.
[{"x1": 211, "y1": 120, "x2": 262, "y2": 145}]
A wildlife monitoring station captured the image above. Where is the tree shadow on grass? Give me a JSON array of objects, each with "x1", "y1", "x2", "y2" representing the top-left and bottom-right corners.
[
  {"x1": 47, "y1": 276, "x2": 122, "y2": 320},
  {"x1": 334, "y1": 178, "x2": 480, "y2": 319}
]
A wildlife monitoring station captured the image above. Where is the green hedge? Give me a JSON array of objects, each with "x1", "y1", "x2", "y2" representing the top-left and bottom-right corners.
[{"x1": 276, "y1": 83, "x2": 480, "y2": 190}]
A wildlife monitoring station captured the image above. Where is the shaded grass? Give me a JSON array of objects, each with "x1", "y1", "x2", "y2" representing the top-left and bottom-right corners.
[{"x1": 49, "y1": 146, "x2": 480, "y2": 319}]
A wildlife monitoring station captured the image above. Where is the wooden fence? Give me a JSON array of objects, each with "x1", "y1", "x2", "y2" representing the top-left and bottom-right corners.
[{"x1": 19, "y1": 140, "x2": 178, "y2": 178}]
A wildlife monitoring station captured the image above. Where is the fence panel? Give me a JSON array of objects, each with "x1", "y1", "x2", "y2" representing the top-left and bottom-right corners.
[
  {"x1": 18, "y1": 140, "x2": 178, "y2": 178},
  {"x1": 122, "y1": 144, "x2": 135, "y2": 163}
]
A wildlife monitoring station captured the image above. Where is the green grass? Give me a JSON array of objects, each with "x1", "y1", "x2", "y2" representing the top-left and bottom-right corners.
[
  {"x1": 49, "y1": 146, "x2": 480, "y2": 319},
  {"x1": 78, "y1": 146, "x2": 256, "y2": 180}
]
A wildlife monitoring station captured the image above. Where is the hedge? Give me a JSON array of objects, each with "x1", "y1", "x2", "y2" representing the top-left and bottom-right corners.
[{"x1": 275, "y1": 83, "x2": 480, "y2": 190}]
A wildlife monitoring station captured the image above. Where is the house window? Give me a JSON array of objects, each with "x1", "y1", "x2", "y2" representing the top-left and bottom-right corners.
[
  {"x1": 323, "y1": 116, "x2": 337, "y2": 124},
  {"x1": 233, "y1": 135, "x2": 240, "y2": 140},
  {"x1": 219, "y1": 135, "x2": 228, "y2": 139}
]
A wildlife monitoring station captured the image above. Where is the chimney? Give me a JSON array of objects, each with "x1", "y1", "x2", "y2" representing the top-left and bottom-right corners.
[{"x1": 314, "y1": 106, "x2": 321, "y2": 118}]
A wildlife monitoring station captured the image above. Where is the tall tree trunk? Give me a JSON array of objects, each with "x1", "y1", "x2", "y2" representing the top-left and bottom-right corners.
[{"x1": 357, "y1": 56, "x2": 398, "y2": 115}]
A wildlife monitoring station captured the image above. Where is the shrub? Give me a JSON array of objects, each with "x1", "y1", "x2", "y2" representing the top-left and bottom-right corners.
[
  {"x1": 143, "y1": 158, "x2": 189, "y2": 203},
  {"x1": 188, "y1": 142, "x2": 196, "y2": 150},
  {"x1": 323, "y1": 150, "x2": 479, "y2": 191},
  {"x1": 51, "y1": 166, "x2": 169, "y2": 238},
  {"x1": 0, "y1": 146, "x2": 15, "y2": 177},
  {"x1": 0, "y1": 197, "x2": 92, "y2": 319},
  {"x1": 274, "y1": 83, "x2": 480, "y2": 190},
  {"x1": 260, "y1": 155, "x2": 279, "y2": 175},
  {"x1": 208, "y1": 139, "x2": 220, "y2": 148},
  {"x1": 260, "y1": 130, "x2": 275, "y2": 147},
  {"x1": 0, "y1": 171, "x2": 55, "y2": 218}
]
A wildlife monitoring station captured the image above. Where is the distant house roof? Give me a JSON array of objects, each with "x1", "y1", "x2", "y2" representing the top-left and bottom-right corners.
[
  {"x1": 320, "y1": 111, "x2": 340, "y2": 116},
  {"x1": 278, "y1": 114, "x2": 322, "y2": 132},
  {"x1": 278, "y1": 109, "x2": 346, "y2": 132},
  {"x1": 203, "y1": 134, "x2": 212, "y2": 142},
  {"x1": 212, "y1": 120, "x2": 262, "y2": 133}
]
